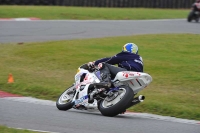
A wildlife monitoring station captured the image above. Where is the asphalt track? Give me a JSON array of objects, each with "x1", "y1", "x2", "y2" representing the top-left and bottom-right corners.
[
  {"x1": 0, "y1": 19, "x2": 200, "y2": 133},
  {"x1": 0, "y1": 97, "x2": 199, "y2": 133},
  {"x1": 0, "y1": 19, "x2": 200, "y2": 43}
]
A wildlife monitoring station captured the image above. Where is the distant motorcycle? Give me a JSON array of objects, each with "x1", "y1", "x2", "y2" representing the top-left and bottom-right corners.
[
  {"x1": 56, "y1": 64, "x2": 152, "y2": 117},
  {"x1": 187, "y1": 2, "x2": 200, "y2": 22}
]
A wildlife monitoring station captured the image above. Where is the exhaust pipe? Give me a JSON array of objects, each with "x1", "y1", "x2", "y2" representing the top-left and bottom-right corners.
[
  {"x1": 138, "y1": 95, "x2": 145, "y2": 102},
  {"x1": 132, "y1": 95, "x2": 145, "y2": 105},
  {"x1": 126, "y1": 95, "x2": 145, "y2": 108}
]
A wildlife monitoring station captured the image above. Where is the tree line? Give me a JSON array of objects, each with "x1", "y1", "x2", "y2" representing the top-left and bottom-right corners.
[{"x1": 0, "y1": 0, "x2": 195, "y2": 9}]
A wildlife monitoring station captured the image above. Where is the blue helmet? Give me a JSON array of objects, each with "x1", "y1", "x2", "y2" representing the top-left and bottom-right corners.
[{"x1": 122, "y1": 43, "x2": 138, "y2": 54}]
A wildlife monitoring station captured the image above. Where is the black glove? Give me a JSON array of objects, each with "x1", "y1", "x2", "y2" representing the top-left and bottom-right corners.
[{"x1": 87, "y1": 62, "x2": 95, "y2": 72}]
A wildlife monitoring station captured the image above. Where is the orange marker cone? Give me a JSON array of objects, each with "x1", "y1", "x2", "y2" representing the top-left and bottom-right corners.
[{"x1": 8, "y1": 73, "x2": 14, "y2": 83}]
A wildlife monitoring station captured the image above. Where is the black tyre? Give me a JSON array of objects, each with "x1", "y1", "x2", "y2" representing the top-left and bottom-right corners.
[
  {"x1": 187, "y1": 11, "x2": 194, "y2": 22},
  {"x1": 98, "y1": 85, "x2": 134, "y2": 117},
  {"x1": 56, "y1": 85, "x2": 75, "y2": 111}
]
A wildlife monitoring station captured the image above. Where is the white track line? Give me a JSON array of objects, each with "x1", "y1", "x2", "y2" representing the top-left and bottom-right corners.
[
  {"x1": 10, "y1": 127, "x2": 59, "y2": 133},
  {"x1": 0, "y1": 18, "x2": 40, "y2": 21},
  {"x1": 125, "y1": 112, "x2": 200, "y2": 125}
]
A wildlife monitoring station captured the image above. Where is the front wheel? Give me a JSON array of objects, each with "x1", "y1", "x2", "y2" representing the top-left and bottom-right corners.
[
  {"x1": 56, "y1": 85, "x2": 75, "y2": 111},
  {"x1": 187, "y1": 11, "x2": 194, "y2": 22},
  {"x1": 98, "y1": 85, "x2": 134, "y2": 117}
]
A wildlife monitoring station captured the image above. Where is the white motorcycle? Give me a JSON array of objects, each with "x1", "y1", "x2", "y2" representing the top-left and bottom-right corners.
[{"x1": 56, "y1": 64, "x2": 152, "y2": 117}]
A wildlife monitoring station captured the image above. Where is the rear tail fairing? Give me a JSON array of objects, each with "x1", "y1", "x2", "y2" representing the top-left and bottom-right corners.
[{"x1": 112, "y1": 71, "x2": 152, "y2": 93}]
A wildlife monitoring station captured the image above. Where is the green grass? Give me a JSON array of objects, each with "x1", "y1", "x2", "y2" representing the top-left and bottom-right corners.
[
  {"x1": 0, "y1": 34, "x2": 200, "y2": 121},
  {"x1": 0, "y1": 125, "x2": 43, "y2": 133},
  {"x1": 0, "y1": 6, "x2": 189, "y2": 20}
]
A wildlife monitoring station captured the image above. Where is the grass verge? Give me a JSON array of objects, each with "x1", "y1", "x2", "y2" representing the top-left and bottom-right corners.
[
  {"x1": 0, "y1": 6, "x2": 189, "y2": 20},
  {"x1": 0, "y1": 125, "x2": 42, "y2": 133},
  {"x1": 0, "y1": 34, "x2": 200, "y2": 120}
]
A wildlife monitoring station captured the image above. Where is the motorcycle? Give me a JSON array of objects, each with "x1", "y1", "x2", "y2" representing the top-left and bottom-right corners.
[
  {"x1": 187, "y1": 2, "x2": 200, "y2": 22},
  {"x1": 56, "y1": 64, "x2": 152, "y2": 117}
]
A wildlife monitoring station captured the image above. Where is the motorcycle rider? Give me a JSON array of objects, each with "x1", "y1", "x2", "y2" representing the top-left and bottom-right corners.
[
  {"x1": 195, "y1": 0, "x2": 200, "y2": 5},
  {"x1": 67, "y1": 43, "x2": 143, "y2": 103},
  {"x1": 192, "y1": 0, "x2": 200, "y2": 11},
  {"x1": 86, "y1": 43, "x2": 143, "y2": 102},
  {"x1": 187, "y1": 0, "x2": 200, "y2": 22}
]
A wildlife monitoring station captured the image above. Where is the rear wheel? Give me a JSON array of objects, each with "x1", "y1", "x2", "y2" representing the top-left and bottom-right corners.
[
  {"x1": 56, "y1": 85, "x2": 75, "y2": 111},
  {"x1": 98, "y1": 85, "x2": 133, "y2": 117}
]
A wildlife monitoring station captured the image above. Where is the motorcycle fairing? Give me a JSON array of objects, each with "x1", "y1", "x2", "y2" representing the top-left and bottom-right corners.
[
  {"x1": 112, "y1": 71, "x2": 152, "y2": 93},
  {"x1": 73, "y1": 70, "x2": 99, "y2": 109}
]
